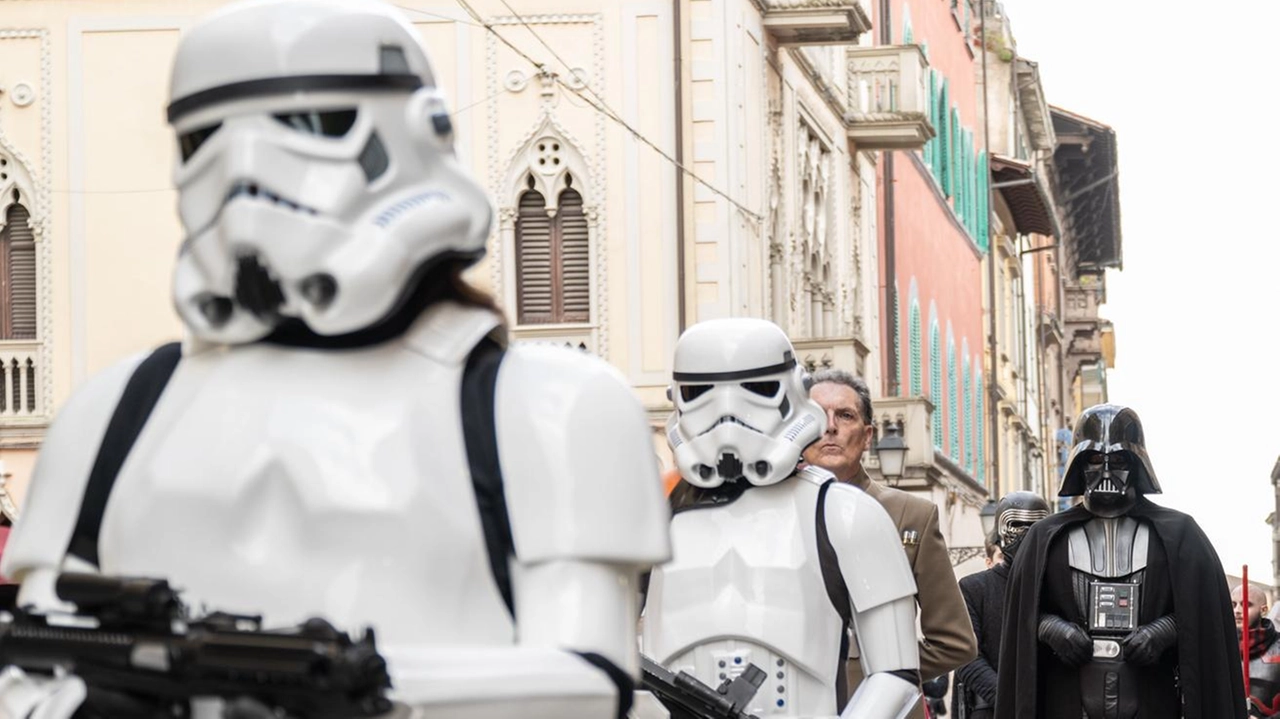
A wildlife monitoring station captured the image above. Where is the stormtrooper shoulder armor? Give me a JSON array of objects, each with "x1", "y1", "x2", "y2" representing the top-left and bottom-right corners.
[
  {"x1": 496, "y1": 345, "x2": 671, "y2": 565},
  {"x1": 0, "y1": 352, "x2": 148, "y2": 582},
  {"x1": 821, "y1": 481, "x2": 916, "y2": 611}
]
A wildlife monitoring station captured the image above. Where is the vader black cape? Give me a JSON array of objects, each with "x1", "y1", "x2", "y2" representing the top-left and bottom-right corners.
[{"x1": 994, "y1": 498, "x2": 1245, "y2": 719}]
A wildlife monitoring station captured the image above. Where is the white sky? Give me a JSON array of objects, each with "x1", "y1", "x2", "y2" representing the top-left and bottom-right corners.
[{"x1": 1000, "y1": 0, "x2": 1280, "y2": 581}]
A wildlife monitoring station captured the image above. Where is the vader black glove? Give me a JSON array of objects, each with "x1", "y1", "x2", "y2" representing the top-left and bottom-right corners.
[
  {"x1": 1122, "y1": 615, "x2": 1177, "y2": 666},
  {"x1": 1038, "y1": 613, "x2": 1093, "y2": 667}
]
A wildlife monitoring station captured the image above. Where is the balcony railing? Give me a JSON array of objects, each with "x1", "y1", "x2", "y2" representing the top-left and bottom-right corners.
[
  {"x1": 761, "y1": 0, "x2": 871, "y2": 46},
  {"x1": 846, "y1": 45, "x2": 935, "y2": 150},
  {"x1": 0, "y1": 341, "x2": 41, "y2": 419}
]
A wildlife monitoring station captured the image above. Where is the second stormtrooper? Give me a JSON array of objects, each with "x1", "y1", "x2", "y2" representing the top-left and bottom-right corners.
[{"x1": 644, "y1": 318, "x2": 920, "y2": 719}]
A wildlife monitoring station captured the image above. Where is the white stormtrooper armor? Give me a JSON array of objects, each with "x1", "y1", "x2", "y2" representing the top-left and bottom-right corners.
[
  {"x1": 644, "y1": 319, "x2": 920, "y2": 719},
  {"x1": 0, "y1": 2, "x2": 670, "y2": 717}
]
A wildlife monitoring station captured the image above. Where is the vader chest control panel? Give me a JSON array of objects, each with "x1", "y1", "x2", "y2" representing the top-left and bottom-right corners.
[{"x1": 1089, "y1": 581, "x2": 1140, "y2": 634}]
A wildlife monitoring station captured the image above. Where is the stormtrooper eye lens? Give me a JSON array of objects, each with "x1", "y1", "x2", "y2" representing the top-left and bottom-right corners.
[
  {"x1": 178, "y1": 123, "x2": 222, "y2": 162},
  {"x1": 273, "y1": 109, "x2": 358, "y2": 137},
  {"x1": 679, "y1": 384, "x2": 712, "y2": 402},
  {"x1": 742, "y1": 381, "x2": 780, "y2": 397}
]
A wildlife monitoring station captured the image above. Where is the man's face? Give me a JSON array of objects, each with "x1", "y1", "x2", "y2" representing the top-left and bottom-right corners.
[
  {"x1": 803, "y1": 382, "x2": 873, "y2": 481},
  {"x1": 1232, "y1": 585, "x2": 1267, "y2": 634}
]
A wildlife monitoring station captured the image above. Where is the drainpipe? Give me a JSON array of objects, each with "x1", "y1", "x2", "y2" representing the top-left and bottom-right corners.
[
  {"x1": 879, "y1": 0, "x2": 899, "y2": 397},
  {"x1": 673, "y1": 0, "x2": 687, "y2": 331},
  {"x1": 979, "y1": 0, "x2": 1000, "y2": 492}
]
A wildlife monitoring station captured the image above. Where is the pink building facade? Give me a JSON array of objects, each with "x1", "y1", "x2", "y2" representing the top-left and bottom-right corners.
[{"x1": 877, "y1": 0, "x2": 990, "y2": 486}]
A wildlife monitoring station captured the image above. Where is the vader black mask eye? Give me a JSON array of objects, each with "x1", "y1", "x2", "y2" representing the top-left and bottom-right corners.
[
  {"x1": 273, "y1": 109, "x2": 358, "y2": 137},
  {"x1": 178, "y1": 123, "x2": 222, "y2": 162}
]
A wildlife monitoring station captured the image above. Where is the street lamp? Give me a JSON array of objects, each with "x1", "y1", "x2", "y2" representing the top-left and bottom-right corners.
[
  {"x1": 980, "y1": 500, "x2": 998, "y2": 538},
  {"x1": 875, "y1": 422, "x2": 908, "y2": 484}
]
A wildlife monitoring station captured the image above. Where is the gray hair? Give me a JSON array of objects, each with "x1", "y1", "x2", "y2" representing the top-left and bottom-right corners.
[{"x1": 810, "y1": 368, "x2": 873, "y2": 425}]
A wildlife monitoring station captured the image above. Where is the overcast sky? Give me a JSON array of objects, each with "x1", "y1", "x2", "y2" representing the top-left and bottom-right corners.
[{"x1": 1000, "y1": 0, "x2": 1280, "y2": 581}]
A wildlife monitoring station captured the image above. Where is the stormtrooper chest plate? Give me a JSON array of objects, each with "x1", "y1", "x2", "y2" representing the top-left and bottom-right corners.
[
  {"x1": 99, "y1": 335, "x2": 513, "y2": 651},
  {"x1": 643, "y1": 478, "x2": 843, "y2": 716}
]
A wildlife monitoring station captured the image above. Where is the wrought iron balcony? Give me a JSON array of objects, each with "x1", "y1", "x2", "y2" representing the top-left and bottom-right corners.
[
  {"x1": 846, "y1": 44, "x2": 935, "y2": 150},
  {"x1": 760, "y1": 0, "x2": 871, "y2": 46}
]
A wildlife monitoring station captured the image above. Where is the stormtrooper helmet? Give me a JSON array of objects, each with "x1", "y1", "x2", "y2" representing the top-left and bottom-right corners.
[
  {"x1": 167, "y1": 0, "x2": 493, "y2": 344},
  {"x1": 666, "y1": 319, "x2": 825, "y2": 488}
]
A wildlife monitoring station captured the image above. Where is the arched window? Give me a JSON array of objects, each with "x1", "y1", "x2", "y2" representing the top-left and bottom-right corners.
[
  {"x1": 1, "y1": 195, "x2": 37, "y2": 340},
  {"x1": 929, "y1": 308, "x2": 942, "y2": 449},
  {"x1": 909, "y1": 297, "x2": 922, "y2": 396},
  {"x1": 947, "y1": 325, "x2": 958, "y2": 461},
  {"x1": 514, "y1": 178, "x2": 590, "y2": 325}
]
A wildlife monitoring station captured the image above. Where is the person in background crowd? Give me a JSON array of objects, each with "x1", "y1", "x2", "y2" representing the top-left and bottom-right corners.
[
  {"x1": 984, "y1": 532, "x2": 1002, "y2": 569},
  {"x1": 952, "y1": 492, "x2": 1050, "y2": 719},
  {"x1": 803, "y1": 368, "x2": 976, "y2": 719},
  {"x1": 1234, "y1": 582, "x2": 1280, "y2": 716}
]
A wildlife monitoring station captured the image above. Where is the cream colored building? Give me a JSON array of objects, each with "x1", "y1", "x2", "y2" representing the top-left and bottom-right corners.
[{"x1": 0, "y1": 1, "x2": 923, "y2": 504}]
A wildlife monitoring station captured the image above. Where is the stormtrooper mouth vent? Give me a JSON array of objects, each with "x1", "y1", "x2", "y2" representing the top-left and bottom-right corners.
[
  {"x1": 697, "y1": 415, "x2": 762, "y2": 437},
  {"x1": 226, "y1": 181, "x2": 319, "y2": 216}
]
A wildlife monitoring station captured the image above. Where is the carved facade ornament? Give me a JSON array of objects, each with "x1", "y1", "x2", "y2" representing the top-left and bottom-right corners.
[{"x1": 0, "y1": 29, "x2": 53, "y2": 423}]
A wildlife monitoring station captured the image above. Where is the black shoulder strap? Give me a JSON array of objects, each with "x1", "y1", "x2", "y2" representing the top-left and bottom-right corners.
[
  {"x1": 815, "y1": 478, "x2": 855, "y2": 709},
  {"x1": 67, "y1": 342, "x2": 183, "y2": 567},
  {"x1": 460, "y1": 336, "x2": 515, "y2": 616}
]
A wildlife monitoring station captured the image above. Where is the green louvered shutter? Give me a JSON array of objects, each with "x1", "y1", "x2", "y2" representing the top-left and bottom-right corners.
[
  {"x1": 940, "y1": 82, "x2": 951, "y2": 195},
  {"x1": 963, "y1": 350, "x2": 972, "y2": 472},
  {"x1": 976, "y1": 370, "x2": 985, "y2": 485},
  {"x1": 925, "y1": 71, "x2": 936, "y2": 171},
  {"x1": 930, "y1": 317, "x2": 943, "y2": 448},
  {"x1": 909, "y1": 299, "x2": 922, "y2": 396},
  {"x1": 948, "y1": 329, "x2": 958, "y2": 461},
  {"x1": 977, "y1": 154, "x2": 989, "y2": 252}
]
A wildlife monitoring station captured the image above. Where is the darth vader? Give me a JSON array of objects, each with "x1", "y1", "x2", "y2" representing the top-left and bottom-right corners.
[{"x1": 995, "y1": 404, "x2": 1245, "y2": 719}]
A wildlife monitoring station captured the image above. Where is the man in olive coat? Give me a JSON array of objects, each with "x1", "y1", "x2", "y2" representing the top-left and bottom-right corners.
[{"x1": 804, "y1": 369, "x2": 977, "y2": 719}]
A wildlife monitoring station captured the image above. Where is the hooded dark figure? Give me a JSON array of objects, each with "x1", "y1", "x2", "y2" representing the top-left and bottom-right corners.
[
  {"x1": 952, "y1": 491, "x2": 1050, "y2": 719},
  {"x1": 994, "y1": 404, "x2": 1245, "y2": 719}
]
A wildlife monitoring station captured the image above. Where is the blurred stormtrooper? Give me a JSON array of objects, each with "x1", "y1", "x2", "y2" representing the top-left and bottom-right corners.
[
  {"x1": 644, "y1": 318, "x2": 920, "y2": 719},
  {"x1": 0, "y1": 1, "x2": 669, "y2": 717}
]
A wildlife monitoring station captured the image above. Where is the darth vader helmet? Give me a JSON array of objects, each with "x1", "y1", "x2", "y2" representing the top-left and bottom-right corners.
[
  {"x1": 994, "y1": 491, "x2": 1049, "y2": 560},
  {"x1": 1059, "y1": 404, "x2": 1161, "y2": 517}
]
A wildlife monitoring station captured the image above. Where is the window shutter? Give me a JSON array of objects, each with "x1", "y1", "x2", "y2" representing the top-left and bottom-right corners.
[
  {"x1": 925, "y1": 71, "x2": 936, "y2": 171},
  {"x1": 930, "y1": 318, "x2": 942, "y2": 449},
  {"x1": 939, "y1": 81, "x2": 951, "y2": 194},
  {"x1": 948, "y1": 332, "x2": 958, "y2": 461},
  {"x1": 2, "y1": 203, "x2": 37, "y2": 340},
  {"x1": 556, "y1": 189, "x2": 590, "y2": 323},
  {"x1": 515, "y1": 190, "x2": 554, "y2": 324},
  {"x1": 976, "y1": 370, "x2": 985, "y2": 485},
  {"x1": 963, "y1": 354, "x2": 972, "y2": 472},
  {"x1": 909, "y1": 300, "x2": 922, "y2": 396}
]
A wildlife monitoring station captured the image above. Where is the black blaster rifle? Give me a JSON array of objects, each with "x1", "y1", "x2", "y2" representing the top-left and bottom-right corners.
[
  {"x1": 0, "y1": 573, "x2": 393, "y2": 718},
  {"x1": 640, "y1": 654, "x2": 764, "y2": 719}
]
